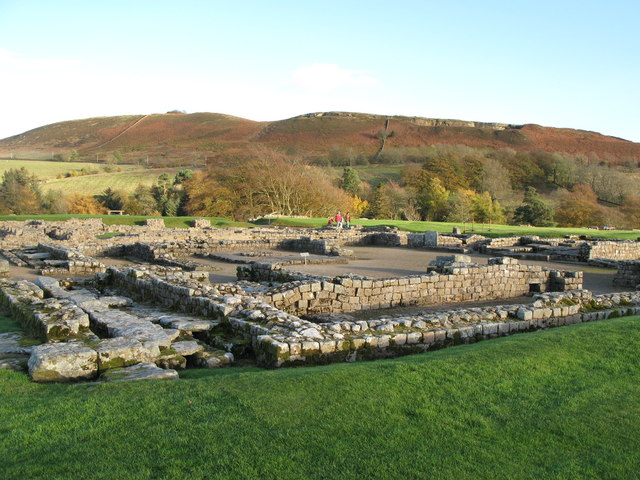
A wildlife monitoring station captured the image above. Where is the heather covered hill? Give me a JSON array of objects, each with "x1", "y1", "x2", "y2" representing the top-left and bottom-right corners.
[{"x1": 2, "y1": 111, "x2": 639, "y2": 165}]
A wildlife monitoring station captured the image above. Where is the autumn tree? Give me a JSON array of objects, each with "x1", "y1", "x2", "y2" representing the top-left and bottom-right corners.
[
  {"x1": 471, "y1": 192, "x2": 505, "y2": 224},
  {"x1": 0, "y1": 168, "x2": 45, "y2": 214},
  {"x1": 67, "y1": 194, "x2": 107, "y2": 214},
  {"x1": 555, "y1": 185, "x2": 605, "y2": 227},
  {"x1": 184, "y1": 147, "x2": 352, "y2": 220}
]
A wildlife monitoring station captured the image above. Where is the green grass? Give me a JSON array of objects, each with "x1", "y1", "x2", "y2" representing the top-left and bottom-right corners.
[
  {"x1": 0, "y1": 313, "x2": 20, "y2": 334},
  {"x1": 1, "y1": 316, "x2": 639, "y2": 479},
  {"x1": 42, "y1": 167, "x2": 183, "y2": 195},
  {"x1": 0, "y1": 159, "x2": 139, "y2": 181},
  {"x1": 257, "y1": 216, "x2": 640, "y2": 240},
  {"x1": 0, "y1": 213, "x2": 637, "y2": 239},
  {"x1": 0, "y1": 214, "x2": 252, "y2": 229}
]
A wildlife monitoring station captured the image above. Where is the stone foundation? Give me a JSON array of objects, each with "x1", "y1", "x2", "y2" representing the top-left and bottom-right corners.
[{"x1": 239, "y1": 257, "x2": 582, "y2": 315}]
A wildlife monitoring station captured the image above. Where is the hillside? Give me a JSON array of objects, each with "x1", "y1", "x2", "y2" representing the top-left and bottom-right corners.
[{"x1": 1, "y1": 111, "x2": 639, "y2": 165}]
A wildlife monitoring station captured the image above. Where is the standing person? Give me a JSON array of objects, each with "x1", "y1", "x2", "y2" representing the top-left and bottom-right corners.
[
  {"x1": 345, "y1": 212, "x2": 351, "y2": 229},
  {"x1": 335, "y1": 211, "x2": 343, "y2": 228}
]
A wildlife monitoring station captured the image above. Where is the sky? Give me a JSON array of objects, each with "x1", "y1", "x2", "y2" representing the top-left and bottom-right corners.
[{"x1": 0, "y1": 0, "x2": 639, "y2": 141}]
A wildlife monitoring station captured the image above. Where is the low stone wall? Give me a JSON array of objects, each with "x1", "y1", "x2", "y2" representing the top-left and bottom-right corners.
[
  {"x1": 242, "y1": 258, "x2": 582, "y2": 315},
  {"x1": 279, "y1": 236, "x2": 352, "y2": 256},
  {"x1": 37, "y1": 243, "x2": 107, "y2": 275},
  {"x1": 583, "y1": 241, "x2": 640, "y2": 261},
  {"x1": 613, "y1": 261, "x2": 640, "y2": 288},
  {"x1": 0, "y1": 279, "x2": 93, "y2": 341},
  {"x1": 253, "y1": 290, "x2": 640, "y2": 368}
]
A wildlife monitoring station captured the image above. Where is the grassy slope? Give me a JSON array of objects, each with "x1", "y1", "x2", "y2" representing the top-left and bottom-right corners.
[
  {"x1": 1, "y1": 316, "x2": 639, "y2": 479},
  {"x1": 0, "y1": 159, "x2": 139, "y2": 181},
  {"x1": 42, "y1": 168, "x2": 184, "y2": 195}
]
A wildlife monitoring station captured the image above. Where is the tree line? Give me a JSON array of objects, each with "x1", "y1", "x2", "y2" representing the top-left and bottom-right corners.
[{"x1": 0, "y1": 143, "x2": 638, "y2": 228}]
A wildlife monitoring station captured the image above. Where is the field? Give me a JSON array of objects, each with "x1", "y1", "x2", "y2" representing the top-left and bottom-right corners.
[
  {"x1": 1, "y1": 312, "x2": 639, "y2": 479},
  {"x1": 42, "y1": 168, "x2": 184, "y2": 195},
  {"x1": 0, "y1": 159, "x2": 140, "y2": 181}
]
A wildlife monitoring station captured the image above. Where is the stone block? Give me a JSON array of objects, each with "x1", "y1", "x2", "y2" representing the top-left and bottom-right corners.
[
  {"x1": 100, "y1": 362, "x2": 178, "y2": 382},
  {"x1": 28, "y1": 342, "x2": 98, "y2": 382}
]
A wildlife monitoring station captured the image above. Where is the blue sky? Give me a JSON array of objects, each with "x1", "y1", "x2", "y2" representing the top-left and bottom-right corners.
[{"x1": 1, "y1": 0, "x2": 638, "y2": 141}]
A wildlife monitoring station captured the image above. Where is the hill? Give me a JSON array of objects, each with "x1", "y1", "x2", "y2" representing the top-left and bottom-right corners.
[{"x1": 1, "y1": 111, "x2": 639, "y2": 166}]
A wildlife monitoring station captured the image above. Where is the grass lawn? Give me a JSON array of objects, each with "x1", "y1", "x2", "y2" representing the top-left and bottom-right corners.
[
  {"x1": 257, "y1": 216, "x2": 640, "y2": 240},
  {"x1": 1, "y1": 316, "x2": 639, "y2": 479},
  {"x1": 0, "y1": 214, "x2": 637, "y2": 239},
  {"x1": 0, "y1": 214, "x2": 252, "y2": 229}
]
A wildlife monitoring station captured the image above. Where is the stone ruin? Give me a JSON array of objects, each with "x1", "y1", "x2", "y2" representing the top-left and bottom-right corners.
[{"x1": 0, "y1": 218, "x2": 639, "y2": 382}]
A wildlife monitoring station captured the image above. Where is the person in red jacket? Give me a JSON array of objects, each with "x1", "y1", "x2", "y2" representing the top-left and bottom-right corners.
[{"x1": 335, "y1": 211, "x2": 343, "y2": 228}]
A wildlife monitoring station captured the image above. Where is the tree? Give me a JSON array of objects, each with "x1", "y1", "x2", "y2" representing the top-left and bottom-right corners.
[
  {"x1": 97, "y1": 187, "x2": 125, "y2": 210},
  {"x1": 0, "y1": 168, "x2": 45, "y2": 214},
  {"x1": 68, "y1": 149, "x2": 79, "y2": 162},
  {"x1": 67, "y1": 194, "x2": 107, "y2": 214},
  {"x1": 123, "y1": 185, "x2": 159, "y2": 215},
  {"x1": 173, "y1": 169, "x2": 194, "y2": 185},
  {"x1": 414, "y1": 177, "x2": 450, "y2": 221},
  {"x1": 367, "y1": 183, "x2": 395, "y2": 219},
  {"x1": 472, "y1": 192, "x2": 505, "y2": 224},
  {"x1": 620, "y1": 196, "x2": 640, "y2": 229},
  {"x1": 480, "y1": 158, "x2": 511, "y2": 201},
  {"x1": 445, "y1": 189, "x2": 475, "y2": 222},
  {"x1": 512, "y1": 187, "x2": 555, "y2": 226},
  {"x1": 555, "y1": 185, "x2": 605, "y2": 227},
  {"x1": 183, "y1": 147, "x2": 353, "y2": 220},
  {"x1": 341, "y1": 167, "x2": 363, "y2": 197}
]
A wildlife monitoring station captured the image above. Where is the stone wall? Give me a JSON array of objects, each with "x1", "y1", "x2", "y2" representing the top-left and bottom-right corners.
[
  {"x1": 613, "y1": 261, "x2": 640, "y2": 288},
  {"x1": 253, "y1": 290, "x2": 640, "y2": 368},
  {"x1": 583, "y1": 241, "x2": 640, "y2": 261},
  {"x1": 241, "y1": 258, "x2": 582, "y2": 316}
]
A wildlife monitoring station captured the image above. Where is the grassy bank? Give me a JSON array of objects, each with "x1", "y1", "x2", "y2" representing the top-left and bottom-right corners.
[{"x1": 1, "y1": 316, "x2": 640, "y2": 479}]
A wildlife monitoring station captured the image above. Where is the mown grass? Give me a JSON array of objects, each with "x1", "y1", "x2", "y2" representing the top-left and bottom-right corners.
[
  {"x1": 0, "y1": 214, "x2": 252, "y2": 229},
  {"x1": 0, "y1": 159, "x2": 139, "y2": 181},
  {"x1": 1, "y1": 316, "x2": 639, "y2": 479},
  {"x1": 257, "y1": 216, "x2": 640, "y2": 240},
  {"x1": 0, "y1": 214, "x2": 637, "y2": 239}
]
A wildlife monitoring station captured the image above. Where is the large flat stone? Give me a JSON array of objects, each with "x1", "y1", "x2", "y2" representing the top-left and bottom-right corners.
[
  {"x1": 28, "y1": 342, "x2": 98, "y2": 382},
  {"x1": 0, "y1": 332, "x2": 33, "y2": 358},
  {"x1": 95, "y1": 337, "x2": 152, "y2": 371},
  {"x1": 100, "y1": 362, "x2": 178, "y2": 382}
]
